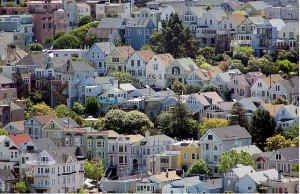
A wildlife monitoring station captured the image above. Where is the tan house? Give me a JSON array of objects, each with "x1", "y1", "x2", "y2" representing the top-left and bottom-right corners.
[{"x1": 240, "y1": 1, "x2": 268, "y2": 16}]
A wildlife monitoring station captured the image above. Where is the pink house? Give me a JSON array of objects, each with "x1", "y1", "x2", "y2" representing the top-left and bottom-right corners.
[{"x1": 27, "y1": 1, "x2": 67, "y2": 43}]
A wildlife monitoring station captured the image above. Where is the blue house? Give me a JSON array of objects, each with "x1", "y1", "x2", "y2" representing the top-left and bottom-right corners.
[
  {"x1": 221, "y1": 0, "x2": 243, "y2": 14},
  {"x1": 124, "y1": 18, "x2": 156, "y2": 50}
]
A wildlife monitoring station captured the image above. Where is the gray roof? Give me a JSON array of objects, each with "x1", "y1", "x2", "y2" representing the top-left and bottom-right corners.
[
  {"x1": 189, "y1": 6, "x2": 206, "y2": 17},
  {"x1": 54, "y1": 117, "x2": 80, "y2": 128},
  {"x1": 55, "y1": 60, "x2": 95, "y2": 74},
  {"x1": 152, "y1": 90, "x2": 175, "y2": 97},
  {"x1": 216, "y1": 101, "x2": 235, "y2": 111},
  {"x1": 281, "y1": 105, "x2": 298, "y2": 118},
  {"x1": 98, "y1": 18, "x2": 126, "y2": 29},
  {"x1": 31, "y1": 138, "x2": 58, "y2": 151},
  {"x1": 278, "y1": 77, "x2": 299, "y2": 93},
  {"x1": 126, "y1": 18, "x2": 153, "y2": 28},
  {"x1": 0, "y1": 169, "x2": 13, "y2": 181},
  {"x1": 133, "y1": 134, "x2": 175, "y2": 146},
  {"x1": 208, "y1": 9, "x2": 227, "y2": 21},
  {"x1": 268, "y1": 19, "x2": 285, "y2": 31},
  {"x1": 94, "y1": 42, "x2": 116, "y2": 55},
  {"x1": 94, "y1": 76, "x2": 116, "y2": 85},
  {"x1": 226, "y1": 0, "x2": 243, "y2": 11},
  {"x1": 15, "y1": 54, "x2": 65, "y2": 68},
  {"x1": 170, "y1": 4, "x2": 187, "y2": 16},
  {"x1": 217, "y1": 72, "x2": 232, "y2": 82},
  {"x1": 278, "y1": 147, "x2": 299, "y2": 161},
  {"x1": 119, "y1": 83, "x2": 137, "y2": 92},
  {"x1": 201, "y1": 178, "x2": 222, "y2": 189},
  {"x1": 196, "y1": 0, "x2": 223, "y2": 6},
  {"x1": 170, "y1": 176, "x2": 201, "y2": 187},
  {"x1": 231, "y1": 145, "x2": 262, "y2": 155},
  {"x1": 248, "y1": 17, "x2": 265, "y2": 25},
  {"x1": 209, "y1": 125, "x2": 251, "y2": 141},
  {"x1": 279, "y1": 22, "x2": 299, "y2": 33},
  {"x1": 247, "y1": 1, "x2": 268, "y2": 10},
  {"x1": 0, "y1": 74, "x2": 13, "y2": 84},
  {"x1": 46, "y1": 146, "x2": 85, "y2": 164},
  {"x1": 134, "y1": 88, "x2": 156, "y2": 95}
]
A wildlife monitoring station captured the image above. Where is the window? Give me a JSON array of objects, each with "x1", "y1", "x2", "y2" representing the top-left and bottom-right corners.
[
  {"x1": 4, "y1": 141, "x2": 9, "y2": 147},
  {"x1": 153, "y1": 64, "x2": 158, "y2": 70},
  {"x1": 258, "y1": 82, "x2": 262, "y2": 87},
  {"x1": 97, "y1": 141, "x2": 102, "y2": 148},
  {"x1": 112, "y1": 57, "x2": 119, "y2": 63},
  {"x1": 119, "y1": 145, "x2": 124, "y2": 153},
  {"x1": 137, "y1": 29, "x2": 142, "y2": 35},
  {"x1": 137, "y1": 60, "x2": 141, "y2": 66},
  {"x1": 138, "y1": 70, "x2": 142, "y2": 76},
  {"x1": 214, "y1": 145, "x2": 218, "y2": 150},
  {"x1": 205, "y1": 144, "x2": 209, "y2": 150},
  {"x1": 276, "y1": 154, "x2": 281, "y2": 160},
  {"x1": 208, "y1": 135, "x2": 213, "y2": 140},
  {"x1": 275, "y1": 85, "x2": 280, "y2": 91},
  {"x1": 241, "y1": 25, "x2": 246, "y2": 32},
  {"x1": 183, "y1": 153, "x2": 187, "y2": 160},
  {"x1": 210, "y1": 20, "x2": 212, "y2": 25},
  {"x1": 191, "y1": 154, "x2": 196, "y2": 160},
  {"x1": 214, "y1": 155, "x2": 218, "y2": 162},
  {"x1": 131, "y1": 60, "x2": 134, "y2": 66},
  {"x1": 126, "y1": 29, "x2": 131, "y2": 35},
  {"x1": 125, "y1": 39, "x2": 131, "y2": 46}
]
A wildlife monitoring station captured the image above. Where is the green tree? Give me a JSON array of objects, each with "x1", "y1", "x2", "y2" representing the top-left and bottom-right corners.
[
  {"x1": 84, "y1": 158, "x2": 104, "y2": 180},
  {"x1": 84, "y1": 97, "x2": 100, "y2": 117},
  {"x1": 250, "y1": 109, "x2": 276, "y2": 148},
  {"x1": 53, "y1": 34, "x2": 80, "y2": 49},
  {"x1": 276, "y1": 59, "x2": 296, "y2": 75},
  {"x1": 30, "y1": 43, "x2": 43, "y2": 51},
  {"x1": 104, "y1": 109, "x2": 126, "y2": 132},
  {"x1": 229, "y1": 60, "x2": 245, "y2": 73},
  {"x1": 6, "y1": 2, "x2": 20, "y2": 7},
  {"x1": 0, "y1": 128, "x2": 8, "y2": 135},
  {"x1": 205, "y1": 4, "x2": 212, "y2": 11},
  {"x1": 86, "y1": 35, "x2": 99, "y2": 48},
  {"x1": 78, "y1": 15, "x2": 94, "y2": 27},
  {"x1": 260, "y1": 59, "x2": 279, "y2": 76},
  {"x1": 72, "y1": 101, "x2": 85, "y2": 115},
  {"x1": 31, "y1": 91, "x2": 43, "y2": 104},
  {"x1": 31, "y1": 102, "x2": 56, "y2": 116},
  {"x1": 229, "y1": 102, "x2": 248, "y2": 129},
  {"x1": 265, "y1": 134, "x2": 296, "y2": 151},
  {"x1": 197, "y1": 47, "x2": 216, "y2": 64},
  {"x1": 186, "y1": 85, "x2": 201, "y2": 94},
  {"x1": 199, "y1": 118, "x2": 229, "y2": 137},
  {"x1": 171, "y1": 81, "x2": 186, "y2": 92},
  {"x1": 74, "y1": 115, "x2": 84, "y2": 126},
  {"x1": 16, "y1": 181, "x2": 28, "y2": 193},
  {"x1": 200, "y1": 84, "x2": 221, "y2": 95},
  {"x1": 247, "y1": 57, "x2": 263, "y2": 72},
  {"x1": 55, "y1": 104, "x2": 70, "y2": 118},
  {"x1": 277, "y1": 50, "x2": 299, "y2": 63},
  {"x1": 115, "y1": 37, "x2": 122, "y2": 47},
  {"x1": 272, "y1": 96, "x2": 290, "y2": 105},
  {"x1": 123, "y1": 111, "x2": 153, "y2": 134},
  {"x1": 194, "y1": 55, "x2": 206, "y2": 68},
  {"x1": 187, "y1": 160, "x2": 211, "y2": 175},
  {"x1": 158, "y1": 101, "x2": 198, "y2": 140},
  {"x1": 283, "y1": 124, "x2": 299, "y2": 140},
  {"x1": 292, "y1": 163, "x2": 299, "y2": 172},
  {"x1": 94, "y1": 118, "x2": 105, "y2": 131},
  {"x1": 217, "y1": 150, "x2": 255, "y2": 174},
  {"x1": 233, "y1": 46, "x2": 254, "y2": 65},
  {"x1": 140, "y1": 44, "x2": 153, "y2": 51},
  {"x1": 110, "y1": 72, "x2": 140, "y2": 84},
  {"x1": 44, "y1": 37, "x2": 53, "y2": 44},
  {"x1": 54, "y1": 32, "x2": 65, "y2": 40},
  {"x1": 150, "y1": 13, "x2": 199, "y2": 58}
]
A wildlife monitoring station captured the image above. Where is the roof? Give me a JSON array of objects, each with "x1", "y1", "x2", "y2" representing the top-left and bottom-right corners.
[
  {"x1": 201, "y1": 92, "x2": 224, "y2": 105},
  {"x1": 173, "y1": 57, "x2": 199, "y2": 71},
  {"x1": 277, "y1": 77, "x2": 299, "y2": 93},
  {"x1": 246, "y1": 1, "x2": 268, "y2": 10},
  {"x1": 189, "y1": 6, "x2": 206, "y2": 17},
  {"x1": 0, "y1": 135, "x2": 6, "y2": 143},
  {"x1": 0, "y1": 74, "x2": 13, "y2": 84},
  {"x1": 248, "y1": 16, "x2": 264, "y2": 25},
  {"x1": 169, "y1": 4, "x2": 187, "y2": 16},
  {"x1": 190, "y1": 93, "x2": 210, "y2": 106},
  {"x1": 153, "y1": 171, "x2": 180, "y2": 182},
  {"x1": 119, "y1": 83, "x2": 137, "y2": 92},
  {"x1": 277, "y1": 147, "x2": 299, "y2": 161},
  {"x1": 56, "y1": 60, "x2": 95, "y2": 74},
  {"x1": 230, "y1": 164, "x2": 255, "y2": 178},
  {"x1": 269, "y1": 19, "x2": 285, "y2": 31},
  {"x1": 229, "y1": 14, "x2": 246, "y2": 26},
  {"x1": 209, "y1": 9, "x2": 227, "y2": 21},
  {"x1": 135, "y1": 50, "x2": 154, "y2": 63},
  {"x1": 98, "y1": 18, "x2": 125, "y2": 29},
  {"x1": 231, "y1": 145, "x2": 262, "y2": 155},
  {"x1": 279, "y1": 22, "x2": 299, "y2": 33},
  {"x1": 7, "y1": 120, "x2": 25, "y2": 132},
  {"x1": 31, "y1": 115, "x2": 55, "y2": 125},
  {"x1": 76, "y1": 2, "x2": 89, "y2": 7},
  {"x1": 8, "y1": 133, "x2": 31, "y2": 147},
  {"x1": 209, "y1": 125, "x2": 251, "y2": 141},
  {"x1": 94, "y1": 42, "x2": 116, "y2": 55},
  {"x1": 94, "y1": 76, "x2": 116, "y2": 85},
  {"x1": 260, "y1": 74, "x2": 284, "y2": 88},
  {"x1": 259, "y1": 103, "x2": 284, "y2": 116},
  {"x1": 170, "y1": 176, "x2": 201, "y2": 187},
  {"x1": 15, "y1": 49, "x2": 28, "y2": 59},
  {"x1": 196, "y1": 0, "x2": 223, "y2": 6},
  {"x1": 216, "y1": 72, "x2": 232, "y2": 82},
  {"x1": 155, "y1": 53, "x2": 174, "y2": 67},
  {"x1": 133, "y1": 134, "x2": 175, "y2": 146},
  {"x1": 106, "y1": 130, "x2": 119, "y2": 138},
  {"x1": 53, "y1": 117, "x2": 80, "y2": 128},
  {"x1": 126, "y1": 18, "x2": 153, "y2": 28},
  {"x1": 125, "y1": 134, "x2": 144, "y2": 144},
  {"x1": 0, "y1": 169, "x2": 14, "y2": 181},
  {"x1": 15, "y1": 54, "x2": 65, "y2": 68},
  {"x1": 280, "y1": 105, "x2": 298, "y2": 118},
  {"x1": 232, "y1": 74, "x2": 251, "y2": 86},
  {"x1": 31, "y1": 137, "x2": 58, "y2": 151},
  {"x1": 115, "y1": 46, "x2": 135, "y2": 60},
  {"x1": 201, "y1": 178, "x2": 222, "y2": 189},
  {"x1": 226, "y1": 0, "x2": 243, "y2": 11},
  {"x1": 89, "y1": 28, "x2": 114, "y2": 39},
  {"x1": 46, "y1": 146, "x2": 85, "y2": 164}
]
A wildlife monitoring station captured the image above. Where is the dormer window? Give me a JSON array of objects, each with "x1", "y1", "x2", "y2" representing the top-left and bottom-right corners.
[
  {"x1": 276, "y1": 85, "x2": 280, "y2": 91},
  {"x1": 275, "y1": 154, "x2": 281, "y2": 160},
  {"x1": 258, "y1": 83, "x2": 262, "y2": 87},
  {"x1": 233, "y1": 80, "x2": 238, "y2": 85}
]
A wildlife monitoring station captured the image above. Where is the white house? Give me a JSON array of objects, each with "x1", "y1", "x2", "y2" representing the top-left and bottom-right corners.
[
  {"x1": 187, "y1": 66, "x2": 223, "y2": 86},
  {"x1": 24, "y1": 115, "x2": 55, "y2": 139},
  {"x1": 273, "y1": 105, "x2": 299, "y2": 130},
  {"x1": 268, "y1": 77, "x2": 298, "y2": 103}
]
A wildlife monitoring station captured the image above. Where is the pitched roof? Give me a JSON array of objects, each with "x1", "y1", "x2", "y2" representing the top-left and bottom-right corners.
[
  {"x1": 226, "y1": 0, "x2": 243, "y2": 11},
  {"x1": 7, "y1": 120, "x2": 25, "y2": 132},
  {"x1": 278, "y1": 77, "x2": 299, "y2": 93},
  {"x1": 217, "y1": 72, "x2": 232, "y2": 82},
  {"x1": 106, "y1": 130, "x2": 119, "y2": 138},
  {"x1": 232, "y1": 74, "x2": 251, "y2": 86},
  {"x1": 260, "y1": 74, "x2": 284, "y2": 88},
  {"x1": 209, "y1": 9, "x2": 227, "y2": 21},
  {"x1": 125, "y1": 134, "x2": 144, "y2": 144},
  {"x1": 15, "y1": 54, "x2": 65, "y2": 68},
  {"x1": 155, "y1": 53, "x2": 174, "y2": 67},
  {"x1": 31, "y1": 115, "x2": 55, "y2": 125},
  {"x1": 31, "y1": 137, "x2": 58, "y2": 151},
  {"x1": 280, "y1": 105, "x2": 298, "y2": 118},
  {"x1": 246, "y1": 1, "x2": 268, "y2": 10},
  {"x1": 98, "y1": 18, "x2": 125, "y2": 29},
  {"x1": 56, "y1": 60, "x2": 95, "y2": 74},
  {"x1": 269, "y1": 19, "x2": 285, "y2": 31},
  {"x1": 259, "y1": 103, "x2": 284, "y2": 116},
  {"x1": 189, "y1": 6, "x2": 206, "y2": 17},
  {"x1": 115, "y1": 46, "x2": 135, "y2": 60},
  {"x1": 153, "y1": 171, "x2": 180, "y2": 182},
  {"x1": 191, "y1": 93, "x2": 210, "y2": 106},
  {"x1": 215, "y1": 101, "x2": 235, "y2": 111},
  {"x1": 248, "y1": 16, "x2": 264, "y2": 25},
  {"x1": 54, "y1": 117, "x2": 80, "y2": 128},
  {"x1": 229, "y1": 14, "x2": 246, "y2": 26},
  {"x1": 0, "y1": 75, "x2": 13, "y2": 84},
  {"x1": 0, "y1": 169, "x2": 14, "y2": 181},
  {"x1": 201, "y1": 92, "x2": 224, "y2": 104},
  {"x1": 279, "y1": 22, "x2": 299, "y2": 33},
  {"x1": 174, "y1": 57, "x2": 199, "y2": 71},
  {"x1": 170, "y1": 176, "x2": 201, "y2": 187},
  {"x1": 95, "y1": 76, "x2": 116, "y2": 85},
  {"x1": 76, "y1": 2, "x2": 90, "y2": 7},
  {"x1": 46, "y1": 146, "x2": 85, "y2": 164},
  {"x1": 8, "y1": 133, "x2": 31, "y2": 147},
  {"x1": 170, "y1": 4, "x2": 187, "y2": 16},
  {"x1": 89, "y1": 28, "x2": 114, "y2": 39},
  {"x1": 134, "y1": 134, "x2": 175, "y2": 146},
  {"x1": 119, "y1": 83, "x2": 137, "y2": 92},
  {"x1": 277, "y1": 147, "x2": 299, "y2": 161},
  {"x1": 135, "y1": 50, "x2": 155, "y2": 63},
  {"x1": 196, "y1": 0, "x2": 223, "y2": 6},
  {"x1": 126, "y1": 18, "x2": 154, "y2": 28},
  {"x1": 201, "y1": 178, "x2": 222, "y2": 189},
  {"x1": 209, "y1": 125, "x2": 251, "y2": 141},
  {"x1": 231, "y1": 145, "x2": 262, "y2": 155}
]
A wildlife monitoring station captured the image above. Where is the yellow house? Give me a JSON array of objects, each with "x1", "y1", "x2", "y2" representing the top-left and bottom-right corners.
[{"x1": 175, "y1": 141, "x2": 201, "y2": 171}]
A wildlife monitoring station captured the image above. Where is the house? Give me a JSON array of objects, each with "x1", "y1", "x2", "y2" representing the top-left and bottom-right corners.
[
  {"x1": 250, "y1": 74, "x2": 283, "y2": 101},
  {"x1": 136, "y1": 171, "x2": 180, "y2": 193},
  {"x1": 130, "y1": 132, "x2": 176, "y2": 173},
  {"x1": 85, "y1": 42, "x2": 116, "y2": 74},
  {"x1": 3, "y1": 120, "x2": 25, "y2": 134},
  {"x1": 104, "y1": 3, "x2": 131, "y2": 19},
  {"x1": 240, "y1": 1, "x2": 268, "y2": 16},
  {"x1": 275, "y1": 22, "x2": 299, "y2": 53},
  {"x1": 196, "y1": 10, "x2": 227, "y2": 48},
  {"x1": 258, "y1": 102, "x2": 284, "y2": 117},
  {"x1": 199, "y1": 125, "x2": 252, "y2": 175},
  {"x1": 160, "y1": 4, "x2": 187, "y2": 22},
  {"x1": 182, "y1": 7, "x2": 206, "y2": 33},
  {"x1": 101, "y1": 176, "x2": 142, "y2": 193},
  {"x1": 161, "y1": 96, "x2": 178, "y2": 112},
  {"x1": 75, "y1": 3, "x2": 91, "y2": 25},
  {"x1": 292, "y1": 83, "x2": 299, "y2": 106},
  {"x1": 227, "y1": 74, "x2": 252, "y2": 100},
  {"x1": 0, "y1": 100, "x2": 25, "y2": 127},
  {"x1": 204, "y1": 101, "x2": 235, "y2": 119},
  {"x1": 106, "y1": 46, "x2": 135, "y2": 74},
  {"x1": 52, "y1": 49, "x2": 86, "y2": 60},
  {"x1": 133, "y1": 7, "x2": 163, "y2": 29},
  {"x1": 147, "y1": 151, "x2": 181, "y2": 175},
  {"x1": 166, "y1": 57, "x2": 199, "y2": 87},
  {"x1": 268, "y1": 76, "x2": 299, "y2": 103},
  {"x1": 231, "y1": 145, "x2": 262, "y2": 156},
  {"x1": 126, "y1": 88, "x2": 156, "y2": 110},
  {"x1": 187, "y1": 66, "x2": 223, "y2": 86},
  {"x1": 63, "y1": 0, "x2": 76, "y2": 30},
  {"x1": 238, "y1": 97, "x2": 264, "y2": 120},
  {"x1": 273, "y1": 105, "x2": 298, "y2": 130},
  {"x1": 195, "y1": 0, "x2": 223, "y2": 10},
  {"x1": 264, "y1": 6, "x2": 299, "y2": 22},
  {"x1": 0, "y1": 88, "x2": 17, "y2": 101},
  {"x1": 252, "y1": 19, "x2": 286, "y2": 56},
  {"x1": 146, "y1": 53, "x2": 175, "y2": 89},
  {"x1": 124, "y1": 18, "x2": 156, "y2": 50},
  {"x1": 126, "y1": 50, "x2": 155, "y2": 85},
  {"x1": 253, "y1": 147, "x2": 299, "y2": 175},
  {"x1": 24, "y1": 115, "x2": 55, "y2": 139},
  {"x1": 221, "y1": 0, "x2": 244, "y2": 13},
  {"x1": 0, "y1": 169, "x2": 17, "y2": 193}
]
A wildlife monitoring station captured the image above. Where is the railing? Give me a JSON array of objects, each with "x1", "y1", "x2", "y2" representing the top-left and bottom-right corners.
[
  {"x1": 26, "y1": 161, "x2": 55, "y2": 165},
  {"x1": 29, "y1": 184, "x2": 50, "y2": 189}
]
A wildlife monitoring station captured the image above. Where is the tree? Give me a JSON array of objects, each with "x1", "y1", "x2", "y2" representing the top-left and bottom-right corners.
[
  {"x1": 247, "y1": 57, "x2": 263, "y2": 72},
  {"x1": 44, "y1": 37, "x2": 53, "y2": 44},
  {"x1": 229, "y1": 102, "x2": 248, "y2": 129},
  {"x1": 84, "y1": 97, "x2": 100, "y2": 117},
  {"x1": 199, "y1": 118, "x2": 229, "y2": 137},
  {"x1": 205, "y1": 4, "x2": 212, "y2": 11},
  {"x1": 78, "y1": 15, "x2": 94, "y2": 27},
  {"x1": 200, "y1": 84, "x2": 221, "y2": 95},
  {"x1": 54, "y1": 32, "x2": 65, "y2": 40},
  {"x1": 264, "y1": 134, "x2": 296, "y2": 151},
  {"x1": 31, "y1": 91, "x2": 43, "y2": 104},
  {"x1": 150, "y1": 13, "x2": 199, "y2": 58},
  {"x1": 140, "y1": 44, "x2": 153, "y2": 51},
  {"x1": 6, "y1": 2, "x2": 20, "y2": 7},
  {"x1": 197, "y1": 47, "x2": 216, "y2": 64},
  {"x1": 250, "y1": 109, "x2": 276, "y2": 148},
  {"x1": 186, "y1": 85, "x2": 201, "y2": 94},
  {"x1": 31, "y1": 102, "x2": 56, "y2": 116},
  {"x1": 84, "y1": 158, "x2": 104, "y2": 180},
  {"x1": 276, "y1": 59, "x2": 296, "y2": 75},
  {"x1": 187, "y1": 160, "x2": 211, "y2": 175},
  {"x1": 55, "y1": 104, "x2": 70, "y2": 118},
  {"x1": 30, "y1": 43, "x2": 43, "y2": 51},
  {"x1": 115, "y1": 37, "x2": 122, "y2": 47},
  {"x1": 194, "y1": 55, "x2": 206, "y2": 68},
  {"x1": 233, "y1": 46, "x2": 254, "y2": 65},
  {"x1": 104, "y1": 109, "x2": 126, "y2": 132},
  {"x1": 292, "y1": 163, "x2": 299, "y2": 172},
  {"x1": 53, "y1": 34, "x2": 80, "y2": 49},
  {"x1": 158, "y1": 101, "x2": 198, "y2": 140},
  {"x1": 272, "y1": 96, "x2": 290, "y2": 105},
  {"x1": 229, "y1": 60, "x2": 245, "y2": 73},
  {"x1": 72, "y1": 101, "x2": 85, "y2": 115},
  {"x1": 94, "y1": 118, "x2": 105, "y2": 131},
  {"x1": 86, "y1": 35, "x2": 99, "y2": 48},
  {"x1": 123, "y1": 111, "x2": 153, "y2": 134},
  {"x1": 217, "y1": 150, "x2": 255, "y2": 174},
  {"x1": 284, "y1": 124, "x2": 299, "y2": 141},
  {"x1": 278, "y1": 50, "x2": 299, "y2": 63},
  {"x1": 110, "y1": 72, "x2": 140, "y2": 84},
  {"x1": 260, "y1": 59, "x2": 279, "y2": 76},
  {"x1": 16, "y1": 181, "x2": 28, "y2": 193},
  {"x1": 0, "y1": 128, "x2": 8, "y2": 135},
  {"x1": 218, "y1": 61, "x2": 230, "y2": 71},
  {"x1": 171, "y1": 81, "x2": 186, "y2": 92}
]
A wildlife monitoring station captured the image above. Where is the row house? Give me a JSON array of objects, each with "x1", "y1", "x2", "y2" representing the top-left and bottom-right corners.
[
  {"x1": 264, "y1": 6, "x2": 299, "y2": 21},
  {"x1": 106, "y1": 46, "x2": 135, "y2": 74},
  {"x1": 273, "y1": 104, "x2": 298, "y2": 130},
  {"x1": 240, "y1": 1, "x2": 268, "y2": 16},
  {"x1": 160, "y1": 5, "x2": 187, "y2": 23},
  {"x1": 186, "y1": 66, "x2": 223, "y2": 86},
  {"x1": 133, "y1": 7, "x2": 163, "y2": 29},
  {"x1": 27, "y1": 0, "x2": 67, "y2": 43},
  {"x1": 105, "y1": 3, "x2": 131, "y2": 19},
  {"x1": 75, "y1": 3, "x2": 91, "y2": 25},
  {"x1": 182, "y1": 6, "x2": 206, "y2": 33},
  {"x1": 0, "y1": 100, "x2": 25, "y2": 128},
  {"x1": 24, "y1": 115, "x2": 55, "y2": 139},
  {"x1": 0, "y1": 7, "x2": 29, "y2": 15},
  {"x1": 274, "y1": 22, "x2": 299, "y2": 53},
  {"x1": 221, "y1": 0, "x2": 243, "y2": 14},
  {"x1": 204, "y1": 101, "x2": 235, "y2": 119},
  {"x1": 0, "y1": 169, "x2": 17, "y2": 193},
  {"x1": 63, "y1": 0, "x2": 76, "y2": 30},
  {"x1": 52, "y1": 49, "x2": 87, "y2": 60},
  {"x1": 210, "y1": 69, "x2": 241, "y2": 92},
  {"x1": 3, "y1": 120, "x2": 25, "y2": 134}
]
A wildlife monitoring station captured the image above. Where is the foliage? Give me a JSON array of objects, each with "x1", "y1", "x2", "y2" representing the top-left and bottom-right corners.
[
  {"x1": 86, "y1": 35, "x2": 99, "y2": 48},
  {"x1": 44, "y1": 37, "x2": 53, "y2": 44},
  {"x1": 69, "y1": 22, "x2": 99, "y2": 46},
  {"x1": 16, "y1": 181, "x2": 28, "y2": 193},
  {"x1": 94, "y1": 118, "x2": 105, "y2": 131},
  {"x1": 250, "y1": 109, "x2": 276, "y2": 148},
  {"x1": 197, "y1": 47, "x2": 216, "y2": 64},
  {"x1": 283, "y1": 124, "x2": 299, "y2": 141},
  {"x1": 292, "y1": 163, "x2": 299, "y2": 172},
  {"x1": 55, "y1": 104, "x2": 70, "y2": 118},
  {"x1": 200, "y1": 84, "x2": 221, "y2": 95},
  {"x1": 272, "y1": 96, "x2": 290, "y2": 105},
  {"x1": 264, "y1": 134, "x2": 296, "y2": 151},
  {"x1": 74, "y1": 115, "x2": 84, "y2": 126},
  {"x1": 276, "y1": 59, "x2": 296, "y2": 75},
  {"x1": 232, "y1": 10, "x2": 247, "y2": 15},
  {"x1": 233, "y1": 46, "x2": 254, "y2": 65},
  {"x1": 224, "y1": 89, "x2": 232, "y2": 101},
  {"x1": 171, "y1": 81, "x2": 186, "y2": 92},
  {"x1": 247, "y1": 57, "x2": 262, "y2": 72},
  {"x1": 31, "y1": 102, "x2": 56, "y2": 117},
  {"x1": 0, "y1": 128, "x2": 8, "y2": 135},
  {"x1": 84, "y1": 97, "x2": 100, "y2": 117},
  {"x1": 199, "y1": 118, "x2": 229, "y2": 137},
  {"x1": 24, "y1": 98, "x2": 33, "y2": 120},
  {"x1": 277, "y1": 50, "x2": 299, "y2": 63},
  {"x1": 205, "y1": 4, "x2": 212, "y2": 11},
  {"x1": 78, "y1": 16, "x2": 94, "y2": 27},
  {"x1": 30, "y1": 43, "x2": 43, "y2": 51},
  {"x1": 140, "y1": 44, "x2": 153, "y2": 51},
  {"x1": 186, "y1": 85, "x2": 201, "y2": 94},
  {"x1": 217, "y1": 150, "x2": 255, "y2": 174},
  {"x1": 260, "y1": 58, "x2": 279, "y2": 76},
  {"x1": 198, "y1": 62, "x2": 212, "y2": 70},
  {"x1": 187, "y1": 160, "x2": 211, "y2": 175},
  {"x1": 6, "y1": 2, "x2": 20, "y2": 7},
  {"x1": 150, "y1": 13, "x2": 199, "y2": 58},
  {"x1": 229, "y1": 102, "x2": 248, "y2": 129},
  {"x1": 53, "y1": 34, "x2": 80, "y2": 49},
  {"x1": 54, "y1": 32, "x2": 65, "y2": 40},
  {"x1": 31, "y1": 91, "x2": 43, "y2": 104},
  {"x1": 218, "y1": 61, "x2": 230, "y2": 71},
  {"x1": 104, "y1": 109, "x2": 126, "y2": 131},
  {"x1": 84, "y1": 158, "x2": 105, "y2": 180},
  {"x1": 72, "y1": 101, "x2": 85, "y2": 115},
  {"x1": 158, "y1": 101, "x2": 198, "y2": 140},
  {"x1": 110, "y1": 72, "x2": 140, "y2": 84},
  {"x1": 115, "y1": 37, "x2": 122, "y2": 47},
  {"x1": 229, "y1": 60, "x2": 245, "y2": 73},
  {"x1": 194, "y1": 55, "x2": 206, "y2": 68}
]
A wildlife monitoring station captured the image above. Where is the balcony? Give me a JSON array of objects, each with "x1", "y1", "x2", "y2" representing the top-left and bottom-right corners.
[
  {"x1": 30, "y1": 184, "x2": 50, "y2": 189},
  {"x1": 31, "y1": 73, "x2": 55, "y2": 80},
  {"x1": 30, "y1": 173, "x2": 50, "y2": 177},
  {"x1": 26, "y1": 161, "x2": 55, "y2": 165}
]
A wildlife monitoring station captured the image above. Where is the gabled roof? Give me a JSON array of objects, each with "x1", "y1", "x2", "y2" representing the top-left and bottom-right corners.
[
  {"x1": 259, "y1": 74, "x2": 283, "y2": 88},
  {"x1": 155, "y1": 53, "x2": 174, "y2": 67},
  {"x1": 189, "y1": 6, "x2": 206, "y2": 17},
  {"x1": 53, "y1": 117, "x2": 80, "y2": 129},
  {"x1": 31, "y1": 137, "x2": 58, "y2": 151},
  {"x1": 247, "y1": 16, "x2": 264, "y2": 25},
  {"x1": 106, "y1": 130, "x2": 119, "y2": 138},
  {"x1": 153, "y1": 171, "x2": 180, "y2": 182},
  {"x1": 0, "y1": 75, "x2": 13, "y2": 84},
  {"x1": 119, "y1": 83, "x2": 137, "y2": 92},
  {"x1": 171, "y1": 57, "x2": 199, "y2": 72},
  {"x1": 6, "y1": 120, "x2": 25, "y2": 132},
  {"x1": 45, "y1": 146, "x2": 85, "y2": 164},
  {"x1": 56, "y1": 60, "x2": 95, "y2": 74},
  {"x1": 277, "y1": 105, "x2": 298, "y2": 118},
  {"x1": 279, "y1": 22, "x2": 299, "y2": 33},
  {"x1": 277, "y1": 147, "x2": 299, "y2": 161},
  {"x1": 214, "y1": 101, "x2": 235, "y2": 111},
  {"x1": 216, "y1": 72, "x2": 231, "y2": 82},
  {"x1": 0, "y1": 169, "x2": 15, "y2": 182},
  {"x1": 201, "y1": 92, "x2": 224, "y2": 105},
  {"x1": 231, "y1": 74, "x2": 251, "y2": 86},
  {"x1": 208, "y1": 9, "x2": 227, "y2": 21},
  {"x1": 31, "y1": 115, "x2": 55, "y2": 125},
  {"x1": 126, "y1": 18, "x2": 154, "y2": 28},
  {"x1": 169, "y1": 4, "x2": 187, "y2": 16},
  {"x1": 76, "y1": 2, "x2": 89, "y2": 7},
  {"x1": 277, "y1": 77, "x2": 299, "y2": 93},
  {"x1": 269, "y1": 19, "x2": 286, "y2": 31},
  {"x1": 15, "y1": 54, "x2": 65, "y2": 68},
  {"x1": 115, "y1": 46, "x2": 135, "y2": 60},
  {"x1": 98, "y1": 18, "x2": 125, "y2": 29},
  {"x1": 209, "y1": 125, "x2": 251, "y2": 141},
  {"x1": 244, "y1": 1, "x2": 268, "y2": 10},
  {"x1": 226, "y1": 0, "x2": 243, "y2": 11},
  {"x1": 170, "y1": 176, "x2": 201, "y2": 187},
  {"x1": 135, "y1": 50, "x2": 155, "y2": 62},
  {"x1": 190, "y1": 93, "x2": 210, "y2": 106},
  {"x1": 196, "y1": 0, "x2": 223, "y2": 6},
  {"x1": 125, "y1": 134, "x2": 144, "y2": 144},
  {"x1": 228, "y1": 14, "x2": 246, "y2": 26},
  {"x1": 95, "y1": 77, "x2": 116, "y2": 85},
  {"x1": 134, "y1": 134, "x2": 175, "y2": 146},
  {"x1": 259, "y1": 103, "x2": 284, "y2": 117},
  {"x1": 193, "y1": 66, "x2": 223, "y2": 81},
  {"x1": 8, "y1": 133, "x2": 31, "y2": 147},
  {"x1": 231, "y1": 145, "x2": 262, "y2": 155},
  {"x1": 201, "y1": 178, "x2": 222, "y2": 189}
]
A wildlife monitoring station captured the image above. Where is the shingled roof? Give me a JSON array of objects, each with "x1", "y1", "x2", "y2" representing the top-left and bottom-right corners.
[{"x1": 209, "y1": 125, "x2": 251, "y2": 141}]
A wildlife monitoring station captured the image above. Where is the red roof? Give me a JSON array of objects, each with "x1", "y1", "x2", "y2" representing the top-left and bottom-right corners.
[{"x1": 8, "y1": 133, "x2": 31, "y2": 147}]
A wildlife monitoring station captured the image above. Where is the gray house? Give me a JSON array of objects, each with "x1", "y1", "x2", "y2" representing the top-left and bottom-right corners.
[{"x1": 24, "y1": 115, "x2": 55, "y2": 139}]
